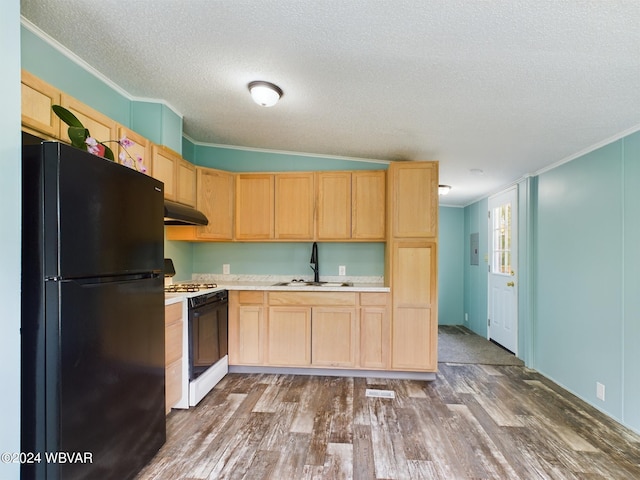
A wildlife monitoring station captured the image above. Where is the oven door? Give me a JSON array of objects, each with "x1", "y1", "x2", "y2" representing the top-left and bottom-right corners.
[{"x1": 189, "y1": 296, "x2": 228, "y2": 380}]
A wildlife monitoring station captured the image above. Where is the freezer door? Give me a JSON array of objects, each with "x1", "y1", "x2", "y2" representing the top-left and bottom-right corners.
[
  {"x1": 42, "y1": 143, "x2": 164, "y2": 278},
  {"x1": 55, "y1": 276, "x2": 164, "y2": 480}
]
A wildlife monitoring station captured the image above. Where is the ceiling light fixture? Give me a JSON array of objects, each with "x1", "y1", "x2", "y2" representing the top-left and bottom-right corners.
[
  {"x1": 438, "y1": 185, "x2": 452, "y2": 195},
  {"x1": 248, "y1": 81, "x2": 283, "y2": 107}
]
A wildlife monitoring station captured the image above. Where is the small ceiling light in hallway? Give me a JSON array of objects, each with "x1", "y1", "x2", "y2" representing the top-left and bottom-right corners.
[
  {"x1": 438, "y1": 185, "x2": 452, "y2": 195},
  {"x1": 248, "y1": 81, "x2": 283, "y2": 107}
]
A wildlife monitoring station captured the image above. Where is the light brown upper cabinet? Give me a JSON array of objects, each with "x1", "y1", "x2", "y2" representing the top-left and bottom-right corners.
[
  {"x1": 117, "y1": 126, "x2": 151, "y2": 175},
  {"x1": 151, "y1": 145, "x2": 196, "y2": 206},
  {"x1": 151, "y1": 145, "x2": 179, "y2": 201},
  {"x1": 176, "y1": 158, "x2": 197, "y2": 207},
  {"x1": 21, "y1": 69, "x2": 61, "y2": 139},
  {"x1": 317, "y1": 170, "x2": 386, "y2": 241},
  {"x1": 317, "y1": 172, "x2": 352, "y2": 240},
  {"x1": 59, "y1": 94, "x2": 117, "y2": 148},
  {"x1": 166, "y1": 167, "x2": 234, "y2": 241},
  {"x1": 389, "y1": 162, "x2": 438, "y2": 238},
  {"x1": 352, "y1": 170, "x2": 386, "y2": 240},
  {"x1": 274, "y1": 172, "x2": 315, "y2": 240},
  {"x1": 235, "y1": 173, "x2": 275, "y2": 240}
]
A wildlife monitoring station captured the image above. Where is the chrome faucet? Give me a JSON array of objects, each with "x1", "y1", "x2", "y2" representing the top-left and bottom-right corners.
[{"x1": 310, "y1": 242, "x2": 319, "y2": 283}]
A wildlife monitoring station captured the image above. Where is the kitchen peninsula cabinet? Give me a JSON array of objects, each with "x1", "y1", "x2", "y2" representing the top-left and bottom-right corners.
[
  {"x1": 316, "y1": 170, "x2": 386, "y2": 241},
  {"x1": 21, "y1": 69, "x2": 61, "y2": 139},
  {"x1": 165, "y1": 301, "x2": 184, "y2": 414}
]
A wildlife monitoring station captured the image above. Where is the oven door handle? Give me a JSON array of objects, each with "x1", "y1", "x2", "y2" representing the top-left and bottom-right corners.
[{"x1": 191, "y1": 300, "x2": 227, "y2": 316}]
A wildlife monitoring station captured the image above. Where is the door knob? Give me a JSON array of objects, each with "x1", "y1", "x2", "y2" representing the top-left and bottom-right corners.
[{"x1": 507, "y1": 281, "x2": 515, "y2": 287}]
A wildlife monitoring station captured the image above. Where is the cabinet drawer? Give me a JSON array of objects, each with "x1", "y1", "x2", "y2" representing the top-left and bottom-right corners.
[
  {"x1": 360, "y1": 292, "x2": 389, "y2": 306},
  {"x1": 165, "y1": 302, "x2": 182, "y2": 325},
  {"x1": 165, "y1": 358, "x2": 182, "y2": 414},
  {"x1": 238, "y1": 290, "x2": 265, "y2": 304},
  {"x1": 165, "y1": 320, "x2": 183, "y2": 365},
  {"x1": 268, "y1": 291, "x2": 356, "y2": 306}
]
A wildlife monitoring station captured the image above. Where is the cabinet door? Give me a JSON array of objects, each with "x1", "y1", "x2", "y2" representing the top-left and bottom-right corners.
[
  {"x1": 151, "y1": 145, "x2": 178, "y2": 201},
  {"x1": 235, "y1": 174, "x2": 274, "y2": 240},
  {"x1": 197, "y1": 168, "x2": 234, "y2": 240},
  {"x1": 316, "y1": 172, "x2": 351, "y2": 240},
  {"x1": 59, "y1": 94, "x2": 117, "y2": 148},
  {"x1": 176, "y1": 158, "x2": 197, "y2": 207},
  {"x1": 352, "y1": 170, "x2": 386, "y2": 240},
  {"x1": 229, "y1": 291, "x2": 265, "y2": 365},
  {"x1": 391, "y1": 242, "x2": 437, "y2": 371},
  {"x1": 267, "y1": 307, "x2": 311, "y2": 366},
  {"x1": 117, "y1": 126, "x2": 151, "y2": 175},
  {"x1": 311, "y1": 307, "x2": 357, "y2": 367},
  {"x1": 360, "y1": 307, "x2": 390, "y2": 369},
  {"x1": 275, "y1": 172, "x2": 314, "y2": 239},
  {"x1": 234, "y1": 306, "x2": 264, "y2": 365},
  {"x1": 390, "y1": 162, "x2": 438, "y2": 238},
  {"x1": 21, "y1": 69, "x2": 61, "y2": 138}
]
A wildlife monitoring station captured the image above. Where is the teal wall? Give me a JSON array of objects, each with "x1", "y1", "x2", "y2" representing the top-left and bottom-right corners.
[
  {"x1": 623, "y1": 132, "x2": 640, "y2": 429},
  {"x1": 535, "y1": 133, "x2": 638, "y2": 428},
  {"x1": 21, "y1": 24, "x2": 183, "y2": 153},
  {"x1": 192, "y1": 242, "x2": 385, "y2": 277},
  {"x1": 190, "y1": 143, "x2": 389, "y2": 171},
  {"x1": 463, "y1": 198, "x2": 489, "y2": 336},
  {"x1": 438, "y1": 207, "x2": 464, "y2": 325},
  {"x1": 463, "y1": 131, "x2": 640, "y2": 433},
  {"x1": 2, "y1": 1, "x2": 22, "y2": 477}
]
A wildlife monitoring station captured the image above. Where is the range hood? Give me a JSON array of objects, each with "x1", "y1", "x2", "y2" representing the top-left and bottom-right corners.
[{"x1": 164, "y1": 200, "x2": 209, "y2": 226}]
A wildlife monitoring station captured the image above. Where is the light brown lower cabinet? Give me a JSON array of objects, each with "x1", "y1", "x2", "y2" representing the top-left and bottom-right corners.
[
  {"x1": 267, "y1": 306, "x2": 311, "y2": 366},
  {"x1": 229, "y1": 290, "x2": 390, "y2": 370},
  {"x1": 164, "y1": 302, "x2": 183, "y2": 414},
  {"x1": 311, "y1": 307, "x2": 357, "y2": 367}
]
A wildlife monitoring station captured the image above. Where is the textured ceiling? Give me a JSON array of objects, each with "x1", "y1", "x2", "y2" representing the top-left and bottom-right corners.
[{"x1": 20, "y1": 0, "x2": 640, "y2": 206}]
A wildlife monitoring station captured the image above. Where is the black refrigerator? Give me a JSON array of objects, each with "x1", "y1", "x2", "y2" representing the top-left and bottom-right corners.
[{"x1": 21, "y1": 142, "x2": 166, "y2": 480}]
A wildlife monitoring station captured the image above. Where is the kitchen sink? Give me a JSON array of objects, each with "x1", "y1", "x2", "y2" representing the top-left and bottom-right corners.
[{"x1": 272, "y1": 281, "x2": 353, "y2": 287}]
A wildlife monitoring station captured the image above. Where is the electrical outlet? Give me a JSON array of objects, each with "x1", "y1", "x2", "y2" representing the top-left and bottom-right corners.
[
  {"x1": 223, "y1": 264, "x2": 230, "y2": 275},
  {"x1": 596, "y1": 382, "x2": 605, "y2": 401},
  {"x1": 465, "y1": 313, "x2": 469, "y2": 323},
  {"x1": 338, "y1": 265, "x2": 346, "y2": 276}
]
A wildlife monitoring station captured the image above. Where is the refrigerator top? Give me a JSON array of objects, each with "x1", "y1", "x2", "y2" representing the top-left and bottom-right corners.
[{"x1": 23, "y1": 142, "x2": 165, "y2": 279}]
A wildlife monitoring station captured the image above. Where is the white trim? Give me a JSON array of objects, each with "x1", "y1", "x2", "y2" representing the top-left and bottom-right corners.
[
  {"x1": 463, "y1": 125, "x2": 640, "y2": 208},
  {"x1": 534, "y1": 123, "x2": 640, "y2": 177},
  {"x1": 20, "y1": 16, "x2": 184, "y2": 119},
  {"x1": 183, "y1": 133, "x2": 391, "y2": 165}
]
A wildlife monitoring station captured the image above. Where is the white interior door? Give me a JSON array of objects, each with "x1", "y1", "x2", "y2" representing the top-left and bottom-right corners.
[{"x1": 488, "y1": 186, "x2": 518, "y2": 354}]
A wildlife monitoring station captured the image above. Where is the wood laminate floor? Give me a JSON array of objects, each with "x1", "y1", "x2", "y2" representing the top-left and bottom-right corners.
[{"x1": 135, "y1": 363, "x2": 640, "y2": 480}]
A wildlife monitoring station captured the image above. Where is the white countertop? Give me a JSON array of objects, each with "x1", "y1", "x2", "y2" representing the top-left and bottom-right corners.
[{"x1": 164, "y1": 277, "x2": 389, "y2": 305}]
